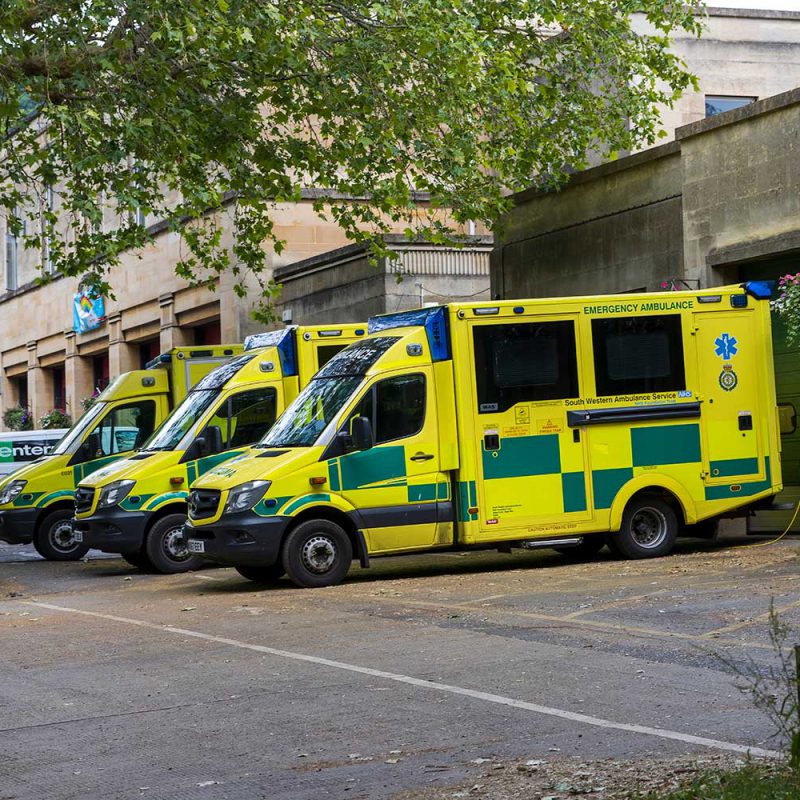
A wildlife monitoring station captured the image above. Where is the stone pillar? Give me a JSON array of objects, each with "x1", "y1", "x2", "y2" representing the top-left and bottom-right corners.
[
  {"x1": 159, "y1": 293, "x2": 192, "y2": 351},
  {"x1": 64, "y1": 330, "x2": 94, "y2": 420},
  {"x1": 27, "y1": 341, "x2": 49, "y2": 424},
  {"x1": 108, "y1": 312, "x2": 138, "y2": 378}
]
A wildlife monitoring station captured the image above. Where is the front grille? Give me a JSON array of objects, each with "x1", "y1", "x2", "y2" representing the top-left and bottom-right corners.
[
  {"x1": 189, "y1": 489, "x2": 221, "y2": 520},
  {"x1": 74, "y1": 487, "x2": 96, "y2": 515}
]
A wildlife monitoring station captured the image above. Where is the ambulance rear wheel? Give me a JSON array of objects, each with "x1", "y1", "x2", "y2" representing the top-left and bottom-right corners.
[
  {"x1": 235, "y1": 564, "x2": 285, "y2": 584},
  {"x1": 608, "y1": 496, "x2": 678, "y2": 559},
  {"x1": 144, "y1": 514, "x2": 203, "y2": 574},
  {"x1": 282, "y1": 519, "x2": 352, "y2": 588},
  {"x1": 33, "y1": 509, "x2": 90, "y2": 561}
]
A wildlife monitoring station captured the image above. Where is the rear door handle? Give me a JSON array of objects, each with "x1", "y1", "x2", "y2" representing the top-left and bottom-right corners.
[{"x1": 410, "y1": 453, "x2": 434, "y2": 462}]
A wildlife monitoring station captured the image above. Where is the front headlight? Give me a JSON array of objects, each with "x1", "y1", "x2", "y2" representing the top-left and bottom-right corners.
[
  {"x1": 98, "y1": 480, "x2": 135, "y2": 509},
  {"x1": 0, "y1": 480, "x2": 26, "y2": 506},
  {"x1": 224, "y1": 480, "x2": 271, "y2": 514}
]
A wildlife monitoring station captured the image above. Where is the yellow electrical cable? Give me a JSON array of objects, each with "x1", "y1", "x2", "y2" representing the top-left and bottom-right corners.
[{"x1": 742, "y1": 498, "x2": 800, "y2": 548}]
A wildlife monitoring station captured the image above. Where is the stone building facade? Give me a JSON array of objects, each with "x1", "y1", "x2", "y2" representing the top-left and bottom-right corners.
[{"x1": 633, "y1": 7, "x2": 800, "y2": 151}]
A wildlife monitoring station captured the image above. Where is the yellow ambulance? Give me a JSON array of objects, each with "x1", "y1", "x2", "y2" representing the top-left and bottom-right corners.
[
  {"x1": 72, "y1": 325, "x2": 366, "y2": 572},
  {"x1": 0, "y1": 345, "x2": 242, "y2": 560},
  {"x1": 184, "y1": 283, "x2": 782, "y2": 588}
]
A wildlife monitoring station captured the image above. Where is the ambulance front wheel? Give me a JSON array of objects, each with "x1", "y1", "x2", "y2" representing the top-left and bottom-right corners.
[
  {"x1": 121, "y1": 550, "x2": 153, "y2": 570},
  {"x1": 33, "y1": 509, "x2": 90, "y2": 561},
  {"x1": 144, "y1": 513, "x2": 203, "y2": 574},
  {"x1": 282, "y1": 519, "x2": 353, "y2": 588},
  {"x1": 607, "y1": 496, "x2": 678, "y2": 559}
]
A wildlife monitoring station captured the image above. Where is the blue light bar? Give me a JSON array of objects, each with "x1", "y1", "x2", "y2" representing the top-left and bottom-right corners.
[
  {"x1": 742, "y1": 280, "x2": 774, "y2": 300},
  {"x1": 368, "y1": 307, "x2": 451, "y2": 361},
  {"x1": 145, "y1": 353, "x2": 172, "y2": 370},
  {"x1": 243, "y1": 327, "x2": 298, "y2": 376}
]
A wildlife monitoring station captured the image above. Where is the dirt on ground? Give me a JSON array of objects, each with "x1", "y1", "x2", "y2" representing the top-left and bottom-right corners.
[{"x1": 393, "y1": 753, "x2": 765, "y2": 800}]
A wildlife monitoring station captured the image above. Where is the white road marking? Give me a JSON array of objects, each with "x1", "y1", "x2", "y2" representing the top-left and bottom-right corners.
[{"x1": 29, "y1": 600, "x2": 779, "y2": 760}]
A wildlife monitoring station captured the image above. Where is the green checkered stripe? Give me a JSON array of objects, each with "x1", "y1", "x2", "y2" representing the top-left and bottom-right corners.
[{"x1": 461, "y1": 424, "x2": 765, "y2": 517}]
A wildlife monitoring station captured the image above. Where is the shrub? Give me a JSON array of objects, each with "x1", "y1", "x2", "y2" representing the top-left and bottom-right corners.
[{"x1": 3, "y1": 405, "x2": 33, "y2": 431}]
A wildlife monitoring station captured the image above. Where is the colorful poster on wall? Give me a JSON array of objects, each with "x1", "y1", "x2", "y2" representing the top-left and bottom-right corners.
[{"x1": 73, "y1": 287, "x2": 105, "y2": 334}]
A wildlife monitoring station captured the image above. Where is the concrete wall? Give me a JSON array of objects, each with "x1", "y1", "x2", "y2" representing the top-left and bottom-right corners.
[
  {"x1": 493, "y1": 87, "x2": 800, "y2": 302},
  {"x1": 677, "y1": 89, "x2": 800, "y2": 287},
  {"x1": 492, "y1": 144, "x2": 684, "y2": 299}
]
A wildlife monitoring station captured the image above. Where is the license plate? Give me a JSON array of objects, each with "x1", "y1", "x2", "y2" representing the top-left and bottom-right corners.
[
  {"x1": 72, "y1": 530, "x2": 83, "y2": 543},
  {"x1": 187, "y1": 540, "x2": 204, "y2": 554}
]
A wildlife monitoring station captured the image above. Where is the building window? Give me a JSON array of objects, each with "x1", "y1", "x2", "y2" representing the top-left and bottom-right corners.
[
  {"x1": 705, "y1": 95, "x2": 756, "y2": 118},
  {"x1": 591, "y1": 315, "x2": 686, "y2": 397},
  {"x1": 139, "y1": 339, "x2": 161, "y2": 369},
  {"x1": 93, "y1": 353, "x2": 110, "y2": 393},
  {"x1": 10, "y1": 375, "x2": 28, "y2": 410},
  {"x1": 473, "y1": 321, "x2": 579, "y2": 413},
  {"x1": 193, "y1": 321, "x2": 221, "y2": 346},
  {"x1": 43, "y1": 186, "x2": 56, "y2": 274},
  {"x1": 5, "y1": 218, "x2": 18, "y2": 292},
  {"x1": 51, "y1": 365, "x2": 66, "y2": 411}
]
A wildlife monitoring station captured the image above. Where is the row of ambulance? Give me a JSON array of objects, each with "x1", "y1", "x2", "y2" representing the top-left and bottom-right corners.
[{"x1": 0, "y1": 283, "x2": 783, "y2": 588}]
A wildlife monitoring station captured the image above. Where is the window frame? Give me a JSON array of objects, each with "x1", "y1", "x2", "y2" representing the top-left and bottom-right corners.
[
  {"x1": 472, "y1": 319, "x2": 581, "y2": 414},
  {"x1": 704, "y1": 95, "x2": 757, "y2": 118},
  {"x1": 591, "y1": 314, "x2": 686, "y2": 398},
  {"x1": 349, "y1": 371, "x2": 428, "y2": 446}
]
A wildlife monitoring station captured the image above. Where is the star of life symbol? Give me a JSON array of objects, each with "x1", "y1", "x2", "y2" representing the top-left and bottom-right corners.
[{"x1": 714, "y1": 333, "x2": 738, "y2": 359}]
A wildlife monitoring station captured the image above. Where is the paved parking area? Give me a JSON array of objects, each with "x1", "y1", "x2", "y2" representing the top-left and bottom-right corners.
[{"x1": 1, "y1": 534, "x2": 799, "y2": 799}]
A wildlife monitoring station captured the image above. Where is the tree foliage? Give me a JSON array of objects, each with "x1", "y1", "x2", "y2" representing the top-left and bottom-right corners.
[{"x1": 0, "y1": 0, "x2": 702, "y2": 318}]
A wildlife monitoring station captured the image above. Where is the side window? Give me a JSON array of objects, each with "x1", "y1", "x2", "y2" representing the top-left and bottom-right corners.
[
  {"x1": 89, "y1": 400, "x2": 156, "y2": 457},
  {"x1": 204, "y1": 389, "x2": 278, "y2": 450},
  {"x1": 473, "y1": 321, "x2": 579, "y2": 413},
  {"x1": 352, "y1": 374, "x2": 426, "y2": 444},
  {"x1": 228, "y1": 389, "x2": 278, "y2": 447},
  {"x1": 592, "y1": 314, "x2": 685, "y2": 397}
]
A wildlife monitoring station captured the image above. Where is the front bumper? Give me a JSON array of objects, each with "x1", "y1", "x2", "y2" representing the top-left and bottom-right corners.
[
  {"x1": 73, "y1": 509, "x2": 150, "y2": 553},
  {"x1": 184, "y1": 513, "x2": 290, "y2": 567},
  {"x1": 0, "y1": 507, "x2": 39, "y2": 544}
]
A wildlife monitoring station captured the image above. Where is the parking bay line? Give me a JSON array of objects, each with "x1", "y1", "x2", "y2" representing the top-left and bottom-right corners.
[{"x1": 29, "y1": 600, "x2": 778, "y2": 760}]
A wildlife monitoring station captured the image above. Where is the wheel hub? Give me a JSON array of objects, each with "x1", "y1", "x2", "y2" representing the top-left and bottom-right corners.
[
  {"x1": 301, "y1": 535, "x2": 337, "y2": 574},
  {"x1": 631, "y1": 507, "x2": 668, "y2": 549},
  {"x1": 50, "y1": 520, "x2": 79, "y2": 552},
  {"x1": 163, "y1": 526, "x2": 190, "y2": 562}
]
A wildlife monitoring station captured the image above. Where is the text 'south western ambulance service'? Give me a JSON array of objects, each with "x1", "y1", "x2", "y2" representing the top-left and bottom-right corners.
[{"x1": 176, "y1": 283, "x2": 781, "y2": 587}]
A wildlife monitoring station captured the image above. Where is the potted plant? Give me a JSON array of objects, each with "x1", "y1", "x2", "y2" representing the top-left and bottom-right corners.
[
  {"x1": 3, "y1": 405, "x2": 33, "y2": 431},
  {"x1": 39, "y1": 409, "x2": 72, "y2": 429}
]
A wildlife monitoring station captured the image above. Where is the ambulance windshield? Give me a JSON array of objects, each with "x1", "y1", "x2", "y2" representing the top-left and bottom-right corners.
[{"x1": 257, "y1": 336, "x2": 398, "y2": 448}]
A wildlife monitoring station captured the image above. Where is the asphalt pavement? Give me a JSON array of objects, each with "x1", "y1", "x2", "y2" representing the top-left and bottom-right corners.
[{"x1": 1, "y1": 534, "x2": 798, "y2": 799}]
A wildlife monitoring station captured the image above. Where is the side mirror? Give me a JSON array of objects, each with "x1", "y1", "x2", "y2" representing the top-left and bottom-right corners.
[
  {"x1": 350, "y1": 416, "x2": 374, "y2": 451},
  {"x1": 199, "y1": 425, "x2": 224, "y2": 457},
  {"x1": 78, "y1": 432, "x2": 101, "y2": 462}
]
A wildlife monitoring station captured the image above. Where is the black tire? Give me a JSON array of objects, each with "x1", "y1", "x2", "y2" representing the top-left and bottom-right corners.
[
  {"x1": 235, "y1": 564, "x2": 285, "y2": 583},
  {"x1": 121, "y1": 551, "x2": 153, "y2": 570},
  {"x1": 143, "y1": 513, "x2": 202, "y2": 574},
  {"x1": 281, "y1": 519, "x2": 352, "y2": 588},
  {"x1": 555, "y1": 536, "x2": 606, "y2": 559},
  {"x1": 606, "y1": 496, "x2": 678, "y2": 559},
  {"x1": 33, "y1": 509, "x2": 90, "y2": 561}
]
